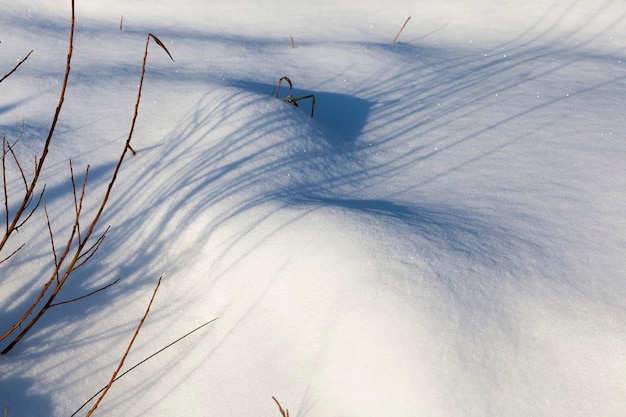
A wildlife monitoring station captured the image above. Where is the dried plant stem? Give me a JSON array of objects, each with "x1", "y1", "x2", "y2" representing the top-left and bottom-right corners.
[
  {"x1": 0, "y1": 28, "x2": 174, "y2": 355},
  {"x1": 85, "y1": 277, "x2": 162, "y2": 417},
  {"x1": 50, "y1": 278, "x2": 120, "y2": 307},
  {"x1": 392, "y1": 16, "x2": 411, "y2": 43},
  {"x1": 0, "y1": 0, "x2": 74, "y2": 257},
  {"x1": 275, "y1": 76, "x2": 293, "y2": 98},
  {"x1": 71, "y1": 317, "x2": 218, "y2": 417},
  {"x1": 272, "y1": 397, "x2": 290, "y2": 417},
  {"x1": 0, "y1": 50, "x2": 33, "y2": 84},
  {"x1": 126, "y1": 33, "x2": 174, "y2": 156}
]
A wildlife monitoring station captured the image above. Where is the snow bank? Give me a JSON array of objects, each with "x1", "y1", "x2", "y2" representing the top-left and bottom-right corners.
[{"x1": 1, "y1": 1, "x2": 625, "y2": 416}]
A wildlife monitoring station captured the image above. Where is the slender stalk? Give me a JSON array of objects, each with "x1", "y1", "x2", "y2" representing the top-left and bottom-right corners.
[
  {"x1": 0, "y1": 50, "x2": 33, "y2": 84},
  {"x1": 85, "y1": 277, "x2": 162, "y2": 417},
  {"x1": 392, "y1": 16, "x2": 411, "y2": 43},
  {"x1": 71, "y1": 317, "x2": 218, "y2": 417},
  {"x1": 0, "y1": 2, "x2": 74, "y2": 256},
  {"x1": 0, "y1": 31, "x2": 174, "y2": 355}
]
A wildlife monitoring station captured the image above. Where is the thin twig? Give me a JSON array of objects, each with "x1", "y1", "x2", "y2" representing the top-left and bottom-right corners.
[
  {"x1": 0, "y1": 50, "x2": 33, "y2": 84},
  {"x1": 2, "y1": 138, "x2": 8, "y2": 233},
  {"x1": 85, "y1": 277, "x2": 162, "y2": 417},
  {"x1": 0, "y1": 0, "x2": 73, "y2": 256},
  {"x1": 125, "y1": 33, "x2": 174, "y2": 155},
  {"x1": 5, "y1": 138, "x2": 28, "y2": 193},
  {"x1": 0, "y1": 242, "x2": 24, "y2": 265},
  {"x1": 0, "y1": 28, "x2": 174, "y2": 355},
  {"x1": 72, "y1": 226, "x2": 109, "y2": 271},
  {"x1": 71, "y1": 317, "x2": 218, "y2": 417},
  {"x1": 50, "y1": 279, "x2": 120, "y2": 307},
  {"x1": 272, "y1": 397, "x2": 290, "y2": 417},
  {"x1": 392, "y1": 16, "x2": 411, "y2": 43},
  {"x1": 43, "y1": 202, "x2": 59, "y2": 282},
  {"x1": 69, "y1": 161, "x2": 88, "y2": 244},
  {"x1": 14, "y1": 186, "x2": 45, "y2": 230}
]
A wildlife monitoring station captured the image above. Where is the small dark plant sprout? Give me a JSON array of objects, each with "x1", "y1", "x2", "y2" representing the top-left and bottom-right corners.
[{"x1": 274, "y1": 76, "x2": 316, "y2": 117}]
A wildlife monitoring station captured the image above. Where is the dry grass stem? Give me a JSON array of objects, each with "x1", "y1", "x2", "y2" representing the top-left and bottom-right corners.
[
  {"x1": 0, "y1": 0, "x2": 74, "y2": 257},
  {"x1": 71, "y1": 317, "x2": 218, "y2": 417},
  {"x1": 275, "y1": 76, "x2": 293, "y2": 98},
  {"x1": 125, "y1": 33, "x2": 174, "y2": 155},
  {"x1": 392, "y1": 16, "x2": 411, "y2": 43},
  {"x1": 272, "y1": 397, "x2": 290, "y2": 417},
  {"x1": 50, "y1": 278, "x2": 120, "y2": 307},
  {"x1": 0, "y1": 50, "x2": 33, "y2": 84},
  {"x1": 85, "y1": 277, "x2": 162, "y2": 417},
  {"x1": 0, "y1": 5, "x2": 174, "y2": 354}
]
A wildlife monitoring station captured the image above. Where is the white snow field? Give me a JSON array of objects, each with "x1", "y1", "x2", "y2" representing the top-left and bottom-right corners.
[{"x1": 1, "y1": 0, "x2": 625, "y2": 416}]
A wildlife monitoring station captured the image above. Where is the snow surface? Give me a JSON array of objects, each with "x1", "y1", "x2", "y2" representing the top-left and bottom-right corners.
[{"x1": 1, "y1": 0, "x2": 625, "y2": 416}]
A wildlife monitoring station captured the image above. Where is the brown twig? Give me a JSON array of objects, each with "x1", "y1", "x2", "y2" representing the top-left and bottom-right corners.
[
  {"x1": 0, "y1": 27, "x2": 174, "y2": 355},
  {"x1": 43, "y1": 202, "x2": 60, "y2": 282},
  {"x1": 71, "y1": 317, "x2": 218, "y2": 417},
  {"x1": 2, "y1": 138, "x2": 9, "y2": 233},
  {"x1": 0, "y1": 50, "x2": 33, "y2": 84},
  {"x1": 70, "y1": 160, "x2": 89, "y2": 245},
  {"x1": 50, "y1": 278, "x2": 120, "y2": 307},
  {"x1": 0, "y1": 0, "x2": 74, "y2": 256},
  {"x1": 126, "y1": 33, "x2": 174, "y2": 155},
  {"x1": 392, "y1": 16, "x2": 411, "y2": 43},
  {"x1": 272, "y1": 397, "x2": 290, "y2": 417},
  {"x1": 0, "y1": 242, "x2": 24, "y2": 265},
  {"x1": 85, "y1": 277, "x2": 162, "y2": 417}
]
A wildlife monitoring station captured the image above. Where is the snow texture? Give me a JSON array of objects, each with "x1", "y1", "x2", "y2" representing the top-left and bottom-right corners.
[{"x1": 1, "y1": 1, "x2": 625, "y2": 416}]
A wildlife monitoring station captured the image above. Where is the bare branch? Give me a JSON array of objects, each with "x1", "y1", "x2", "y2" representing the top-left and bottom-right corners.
[
  {"x1": 85, "y1": 277, "x2": 162, "y2": 417},
  {"x1": 71, "y1": 316, "x2": 218, "y2": 417},
  {"x1": 0, "y1": 0, "x2": 74, "y2": 257},
  {"x1": 1, "y1": 22, "x2": 174, "y2": 354},
  {"x1": 125, "y1": 33, "x2": 175, "y2": 156},
  {"x1": 43, "y1": 202, "x2": 60, "y2": 283},
  {"x1": 72, "y1": 226, "x2": 109, "y2": 272},
  {"x1": 0, "y1": 242, "x2": 24, "y2": 265},
  {"x1": 50, "y1": 278, "x2": 120, "y2": 307},
  {"x1": 0, "y1": 50, "x2": 33, "y2": 84},
  {"x1": 2, "y1": 138, "x2": 8, "y2": 233},
  {"x1": 5, "y1": 138, "x2": 28, "y2": 192},
  {"x1": 15, "y1": 185, "x2": 45, "y2": 230},
  {"x1": 70, "y1": 161, "x2": 89, "y2": 244},
  {"x1": 392, "y1": 16, "x2": 411, "y2": 43}
]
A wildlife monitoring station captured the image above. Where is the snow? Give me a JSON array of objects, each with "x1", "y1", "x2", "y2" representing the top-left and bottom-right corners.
[{"x1": 1, "y1": 0, "x2": 625, "y2": 416}]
